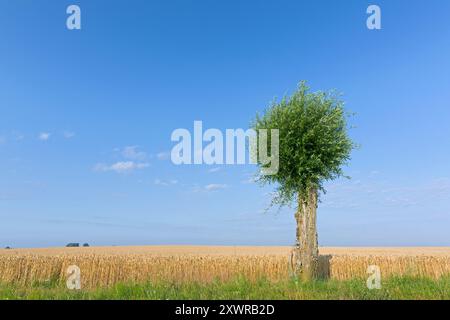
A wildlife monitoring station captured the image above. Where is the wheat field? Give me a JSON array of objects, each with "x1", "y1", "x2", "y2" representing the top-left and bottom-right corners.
[{"x1": 0, "y1": 246, "x2": 449, "y2": 289}]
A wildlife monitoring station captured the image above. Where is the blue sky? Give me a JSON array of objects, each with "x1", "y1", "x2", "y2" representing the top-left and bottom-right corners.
[{"x1": 1, "y1": 0, "x2": 449, "y2": 248}]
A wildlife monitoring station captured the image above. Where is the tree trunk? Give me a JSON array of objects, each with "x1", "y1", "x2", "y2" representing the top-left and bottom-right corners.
[{"x1": 293, "y1": 188, "x2": 319, "y2": 281}]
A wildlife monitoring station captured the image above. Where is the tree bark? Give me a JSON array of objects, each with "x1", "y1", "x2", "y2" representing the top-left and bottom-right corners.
[{"x1": 293, "y1": 188, "x2": 319, "y2": 281}]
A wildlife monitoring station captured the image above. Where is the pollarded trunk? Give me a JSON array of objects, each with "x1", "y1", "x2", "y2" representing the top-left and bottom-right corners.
[{"x1": 294, "y1": 188, "x2": 319, "y2": 281}]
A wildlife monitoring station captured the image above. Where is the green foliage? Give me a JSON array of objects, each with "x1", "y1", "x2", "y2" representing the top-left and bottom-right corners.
[
  {"x1": 252, "y1": 81, "x2": 356, "y2": 206},
  {"x1": 1, "y1": 276, "x2": 449, "y2": 300}
]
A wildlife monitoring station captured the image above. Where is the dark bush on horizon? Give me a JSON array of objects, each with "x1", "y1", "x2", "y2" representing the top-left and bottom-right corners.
[{"x1": 66, "y1": 243, "x2": 80, "y2": 247}]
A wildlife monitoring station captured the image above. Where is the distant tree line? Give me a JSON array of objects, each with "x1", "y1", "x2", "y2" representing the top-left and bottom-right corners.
[{"x1": 66, "y1": 243, "x2": 90, "y2": 247}]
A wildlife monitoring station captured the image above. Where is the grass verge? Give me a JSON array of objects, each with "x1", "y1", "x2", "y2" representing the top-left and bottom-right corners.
[{"x1": 0, "y1": 276, "x2": 449, "y2": 300}]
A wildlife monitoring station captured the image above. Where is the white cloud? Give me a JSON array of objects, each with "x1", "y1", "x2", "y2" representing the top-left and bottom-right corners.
[
  {"x1": 241, "y1": 172, "x2": 257, "y2": 184},
  {"x1": 94, "y1": 161, "x2": 149, "y2": 174},
  {"x1": 191, "y1": 183, "x2": 229, "y2": 193},
  {"x1": 122, "y1": 146, "x2": 147, "y2": 161},
  {"x1": 208, "y1": 167, "x2": 222, "y2": 173},
  {"x1": 154, "y1": 179, "x2": 178, "y2": 186},
  {"x1": 322, "y1": 175, "x2": 450, "y2": 210},
  {"x1": 94, "y1": 146, "x2": 151, "y2": 174},
  {"x1": 63, "y1": 131, "x2": 75, "y2": 139},
  {"x1": 156, "y1": 151, "x2": 170, "y2": 160},
  {"x1": 38, "y1": 132, "x2": 51, "y2": 141},
  {"x1": 241, "y1": 177, "x2": 256, "y2": 184},
  {"x1": 11, "y1": 131, "x2": 24, "y2": 141},
  {"x1": 204, "y1": 184, "x2": 228, "y2": 192}
]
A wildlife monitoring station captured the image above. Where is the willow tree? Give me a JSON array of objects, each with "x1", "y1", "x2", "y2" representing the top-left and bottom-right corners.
[{"x1": 253, "y1": 82, "x2": 355, "y2": 281}]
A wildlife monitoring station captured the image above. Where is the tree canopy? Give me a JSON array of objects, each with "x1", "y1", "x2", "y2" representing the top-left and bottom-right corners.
[{"x1": 253, "y1": 81, "x2": 356, "y2": 206}]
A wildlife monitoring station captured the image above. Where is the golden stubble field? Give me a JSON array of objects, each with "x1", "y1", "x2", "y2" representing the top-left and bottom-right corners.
[{"x1": 0, "y1": 246, "x2": 449, "y2": 288}]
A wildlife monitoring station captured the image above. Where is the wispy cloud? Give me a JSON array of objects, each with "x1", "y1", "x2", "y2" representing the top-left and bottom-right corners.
[
  {"x1": 241, "y1": 177, "x2": 256, "y2": 184},
  {"x1": 94, "y1": 161, "x2": 149, "y2": 174},
  {"x1": 41, "y1": 218, "x2": 145, "y2": 230},
  {"x1": 122, "y1": 146, "x2": 148, "y2": 161},
  {"x1": 38, "y1": 132, "x2": 51, "y2": 141},
  {"x1": 94, "y1": 146, "x2": 151, "y2": 174},
  {"x1": 0, "y1": 136, "x2": 5, "y2": 145},
  {"x1": 11, "y1": 131, "x2": 24, "y2": 141},
  {"x1": 322, "y1": 173, "x2": 450, "y2": 209},
  {"x1": 208, "y1": 167, "x2": 222, "y2": 173},
  {"x1": 156, "y1": 151, "x2": 170, "y2": 160},
  {"x1": 191, "y1": 183, "x2": 229, "y2": 193},
  {"x1": 204, "y1": 184, "x2": 228, "y2": 192},
  {"x1": 241, "y1": 171, "x2": 257, "y2": 184},
  {"x1": 154, "y1": 179, "x2": 179, "y2": 186},
  {"x1": 63, "y1": 131, "x2": 75, "y2": 139}
]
